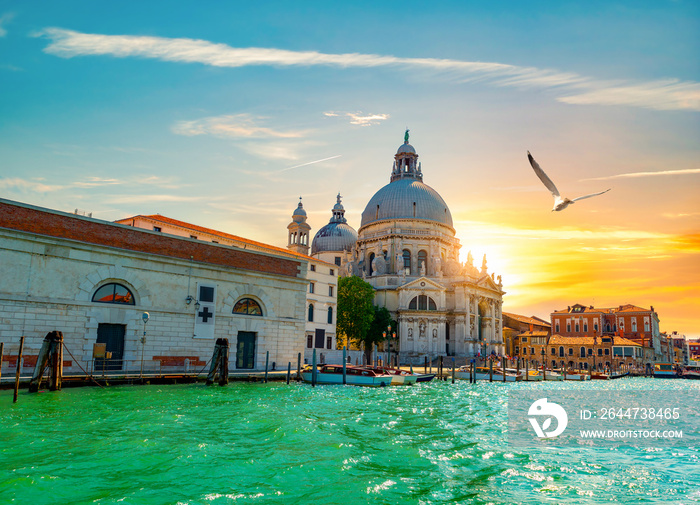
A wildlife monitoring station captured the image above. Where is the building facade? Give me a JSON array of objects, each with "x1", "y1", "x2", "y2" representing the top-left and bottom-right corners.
[
  {"x1": 551, "y1": 303, "x2": 663, "y2": 361},
  {"x1": 0, "y1": 199, "x2": 309, "y2": 376},
  {"x1": 336, "y1": 133, "x2": 505, "y2": 361}
]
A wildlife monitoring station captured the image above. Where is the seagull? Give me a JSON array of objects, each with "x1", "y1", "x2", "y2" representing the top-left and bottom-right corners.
[{"x1": 527, "y1": 151, "x2": 611, "y2": 211}]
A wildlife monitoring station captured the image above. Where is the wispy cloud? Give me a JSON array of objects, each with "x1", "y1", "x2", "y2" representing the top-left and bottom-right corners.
[
  {"x1": 278, "y1": 155, "x2": 342, "y2": 172},
  {"x1": 0, "y1": 12, "x2": 15, "y2": 37},
  {"x1": 324, "y1": 111, "x2": 390, "y2": 126},
  {"x1": 0, "y1": 177, "x2": 64, "y2": 192},
  {"x1": 584, "y1": 168, "x2": 700, "y2": 181},
  {"x1": 35, "y1": 27, "x2": 700, "y2": 112},
  {"x1": 72, "y1": 177, "x2": 122, "y2": 188},
  {"x1": 104, "y1": 194, "x2": 216, "y2": 204},
  {"x1": 172, "y1": 113, "x2": 307, "y2": 139}
]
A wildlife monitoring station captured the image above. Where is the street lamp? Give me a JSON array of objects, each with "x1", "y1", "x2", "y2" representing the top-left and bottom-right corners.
[{"x1": 141, "y1": 312, "x2": 149, "y2": 381}]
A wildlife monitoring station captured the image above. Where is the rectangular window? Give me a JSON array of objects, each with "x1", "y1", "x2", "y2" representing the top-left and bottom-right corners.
[
  {"x1": 598, "y1": 349, "x2": 603, "y2": 356},
  {"x1": 521, "y1": 337, "x2": 528, "y2": 342},
  {"x1": 555, "y1": 324, "x2": 560, "y2": 333},
  {"x1": 309, "y1": 282, "x2": 314, "y2": 294},
  {"x1": 605, "y1": 349, "x2": 610, "y2": 355},
  {"x1": 567, "y1": 324, "x2": 571, "y2": 332},
  {"x1": 335, "y1": 257, "x2": 341, "y2": 266},
  {"x1": 568, "y1": 348, "x2": 573, "y2": 355},
  {"x1": 594, "y1": 323, "x2": 598, "y2": 332},
  {"x1": 326, "y1": 337, "x2": 332, "y2": 350},
  {"x1": 199, "y1": 286, "x2": 215, "y2": 303},
  {"x1": 306, "y1": 335, "x2": 312, "y2": 348},
  {"x1": 329, "y1": 286, "x2": 334, "y2": 297},
  {"x1": 575, "y1": 323, "x2": 579, "y2": 332},
  {"x1": 330, "y1": 269, "x2": 334, "y2": 276},
  {"x1": 583, "y1": 323, "x2": 588, "y2": 332},
  {"x1": 190, "y1": 235, "x2": 197, "y2": 239},
  {"x1": 153, "y1": 226, "x2": 161, "y2": 232},
  {"x1": 310, "y1": 264, "x2": 316, "y2": 272}
]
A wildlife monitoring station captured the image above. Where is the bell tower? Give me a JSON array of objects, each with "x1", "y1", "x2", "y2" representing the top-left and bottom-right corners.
[{"x1": 287, "y1": 197, "x2": 311, "y2": 255}]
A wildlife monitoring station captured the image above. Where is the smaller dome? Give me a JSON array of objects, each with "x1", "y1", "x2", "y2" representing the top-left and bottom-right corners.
[
  {"x1": 311, "y1": 223, "x2": 357, "y2": 255},
  {"x1": 397, "y1": 142, "x2": 416, "y2": 154},
  {"x1": 293, "y1": 202, "x2": 306, "y2": 217}
]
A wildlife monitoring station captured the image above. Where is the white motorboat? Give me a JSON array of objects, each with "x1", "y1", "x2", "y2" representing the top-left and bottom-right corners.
[
  {"x1": 368, "y1": 366, "x2": 419, "y2": 385},
  {"x1": 301, "y1": 364, "x2": 393, "y2": 387}
]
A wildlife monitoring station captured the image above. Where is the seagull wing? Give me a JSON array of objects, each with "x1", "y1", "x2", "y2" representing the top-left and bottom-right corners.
[
  {"x1": 528, "y1": 151, "x2": 560, "y2": 198},
  {"x1": 571, "y1": 188, "x2": 611, "y2": 202}
]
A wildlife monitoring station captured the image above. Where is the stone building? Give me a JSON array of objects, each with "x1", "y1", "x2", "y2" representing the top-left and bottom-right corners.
[
  {"x1": 502, "y1": 312, "x2": 551, "y2": 358},
  {"x1": 335, "y1": 132, "x2": 505, "y2": 361},
  {"x1": 0, "y1": 198, "x2": 310, "y2": 376},
  {"x1": 117, "y1": 205, "x2": 340, "y2": 365}
]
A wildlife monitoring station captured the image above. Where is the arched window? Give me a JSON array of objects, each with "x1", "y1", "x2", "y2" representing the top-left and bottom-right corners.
[
  {"x1": 369, "y1": 252, "x2": 375, "y2": 276},
  {"x1": 92, "y1": 283, "x2": 135, "y2": 305},
  {"x1": 308, "y1": 304, "x2": 314, "y2": 322},
  {"x1": 327, "y1": 306, "x2": 333, "y2": 324},
  {"x1": 402, "y1": 249, "x2": 411, "y2": 275},
  {"x1": 233, "y1": 298, "x2": 263, "y2": 316},
  {"x1": 408, "y1": 296, "x2": 437, "y2": 311},
  {"x1": 580, "y1": 346, "x2": 586, "y2": 358},
  {"x1": 417, "y1": 250, "x2": 427, "y2": 274},
  {"x1": 551, "y1": 347, "x2": 556, "y2": 355},
  {"x1": 559, "y1": 346, "x2": 564, "y2": 357}
]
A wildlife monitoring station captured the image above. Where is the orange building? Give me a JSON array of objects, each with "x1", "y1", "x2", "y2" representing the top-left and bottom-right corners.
[{"x1": 551, "y1": 303, "x2": 663, "y2": 362}]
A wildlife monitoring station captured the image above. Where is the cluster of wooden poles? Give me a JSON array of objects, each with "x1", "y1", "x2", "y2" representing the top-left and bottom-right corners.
[{"x1": 4, "y1": 331, "x2": 64, "y2": 403}]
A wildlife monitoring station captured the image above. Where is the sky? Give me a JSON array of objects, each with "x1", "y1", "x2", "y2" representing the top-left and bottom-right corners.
[{"x1": 1, "y1": 1, "x2": 698, "y2": 338}]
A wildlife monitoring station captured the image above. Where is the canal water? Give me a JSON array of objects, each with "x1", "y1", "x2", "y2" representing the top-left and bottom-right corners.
[{"x1": 1, "y1": 378, "x2": 697, "y2": 504}]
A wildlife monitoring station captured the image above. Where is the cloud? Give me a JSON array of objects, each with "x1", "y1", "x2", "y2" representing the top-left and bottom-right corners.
[
  {"x1": 36, "y1": 28, "x2": 700, "y2": 112},
  {"x1": 583, "y1": 168, "x2": 700, "y2": 181},
  {"x1": 278, "y1": 155, "x2": 342, "y2": 172},
  {"x1": 72, "y1": 177, "x2": 122, "y2": 188},
  {"x1": 0, "y1": 12, "x2": 15, "y2": 37},
  {"x1": 0, "y1": 177, "x2": 64, "y2": 192},
  {"x1": 324, "y1": 111, "x2": 390, "y2": 126},
  {"x1": 171, "y1": 113, "x2": 306, "y2": 139},
  {"x1": 104, "y1": 194, "x2": 216, "y2": 204}
]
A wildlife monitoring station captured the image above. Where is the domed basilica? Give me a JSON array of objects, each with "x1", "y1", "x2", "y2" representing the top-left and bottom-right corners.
[{"x1": 288, "y1": 131, "x2": 505, "y2": 361}]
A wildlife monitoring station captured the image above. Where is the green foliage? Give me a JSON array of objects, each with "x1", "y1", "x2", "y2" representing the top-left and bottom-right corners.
[{"x1": 336, "y1": 276, "x2": 376, "y2": 352}]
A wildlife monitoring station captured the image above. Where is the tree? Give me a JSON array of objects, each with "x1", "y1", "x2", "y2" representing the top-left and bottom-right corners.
[{"x1": 336, "y1": 276, "x2": 375, "y2": 362}]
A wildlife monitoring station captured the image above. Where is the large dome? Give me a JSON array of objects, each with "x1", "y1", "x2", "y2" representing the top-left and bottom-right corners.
[{"x1": 360, "y1": 178, "x2": 453, "y2": 229}]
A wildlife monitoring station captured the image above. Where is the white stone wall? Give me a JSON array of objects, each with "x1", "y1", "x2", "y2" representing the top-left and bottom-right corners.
[{"x1": 0, "y1": 229, "x2": 308, "y2": 375}]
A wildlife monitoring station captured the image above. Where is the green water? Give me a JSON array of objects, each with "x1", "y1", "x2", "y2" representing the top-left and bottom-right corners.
[{"x1": 1, "y1": 378, "x2": 698, "y2": 505}]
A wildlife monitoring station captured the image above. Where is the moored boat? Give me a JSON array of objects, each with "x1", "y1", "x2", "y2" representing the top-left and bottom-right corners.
[
  {"x1": 415, "y1": 373, "x2": 436, "y2": 382},
  {"x1": 681, "y1": 365, "x2": 700, "y2": 380},
  {"x1": 455, "y1": 366, "x2": 521, "y2": 381},
  {"x1": 368, "y1": 366, "x2": 419, "y2": 385},
  {"x1": 562, "y1": 371, "x2": 591, "y2": 381},
  {"x1": 301, "y1": 364, "x2": 393, "y2": 386},
  {"x1": 591, "y1": 372, "x2": 610, "y2": 380}
]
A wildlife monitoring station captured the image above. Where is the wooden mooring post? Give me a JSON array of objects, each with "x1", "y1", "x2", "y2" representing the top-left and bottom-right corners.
[
  {"x1": 424, "y1": 356, "x2": 428, "y2": 374},
  {"x1": 0, "y1": 342, "x2": 4, "y2": 384},
  {"x1": 312, "y1": 348, "x2": 317, "y2": 387},
  {"x1": 471, "y1": 361, "x2": 475, "y2": 383},
  {"x1": 297, "y1": 352, "x2": 301, "y2": 381},
  {"x1": 489, "y1": 358, "x2": 493, "y2": 382},
  {"x1": 264, "y1": 351, "x2": 269, "y2": 383},
  {"x1": 451, "y1": 358, "x2": 455, "y2": 384},
  {"x1": 286, "y1": 362, "x2": 291, "y2": 385},
  {"x1": 525, "y1": 360, "x2": 529, "y2": 381},
  {"x1": 13, "y1": 336, "x2": 25, "y2": 403},
  {"x1": 29, "y1": 331, "x2": 64, "y2": 393},
  {"x1": 502, "y1": 357, "x2": 506, "y2": 383},
  {"x1": 342, "y1": 346, "x2": 347, "y2": 385},
  {"x1": 206, "y1": 338, "x2": 229, "y2": 386}
]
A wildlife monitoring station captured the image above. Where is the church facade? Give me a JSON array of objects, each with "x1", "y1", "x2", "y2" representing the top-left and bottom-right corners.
[{"x1": 309, "y1": 132, "x2": 506, "y2": 361}]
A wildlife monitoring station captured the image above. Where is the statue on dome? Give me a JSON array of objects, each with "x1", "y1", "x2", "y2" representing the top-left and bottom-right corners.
[
  {"x1": 404, "y1": 128, "x2": 410, "y2": 143},
  {"x1": 481, "y1": 254, "x2": 488, "y2": 274}
]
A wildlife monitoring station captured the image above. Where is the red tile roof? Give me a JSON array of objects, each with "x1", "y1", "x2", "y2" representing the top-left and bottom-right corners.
[
  {"x1": 503, "y1": 312, "x2": 552, "y2": 327},
  {"x1": 0, "y1": 199, "x2": 303, "y2": 278},
  {"x1": 115, "y1": 214, "x2": 334, "y2": 266}
]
